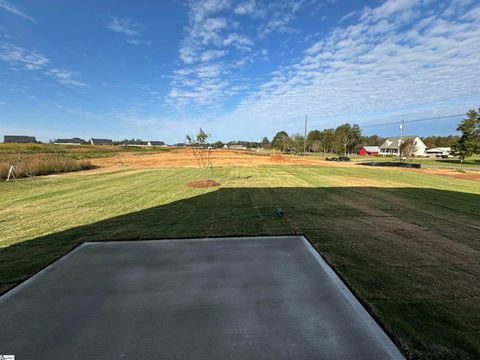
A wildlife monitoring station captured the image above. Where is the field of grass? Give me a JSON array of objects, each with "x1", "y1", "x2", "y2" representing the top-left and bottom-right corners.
[
  {"x1": 0, "y1": 153, "x2": 95, "y2": 179},
  {"x1": 1, "y1": 165, "x2": 479, "y2": 358},
  {"x1": 0, "y1": 143, "x2": 172, "y2": 160}
]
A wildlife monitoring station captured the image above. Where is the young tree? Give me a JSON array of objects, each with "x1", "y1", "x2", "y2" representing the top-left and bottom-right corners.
[
  {"x1": 452, "y1": 109, "x2": 480, "y2": 165},
  {"x1": 186, "y1": 128, "x2": 213, "y2": 181},
  {"x1": 400, "y1": 138, "x2": 416, "y2": 159}
]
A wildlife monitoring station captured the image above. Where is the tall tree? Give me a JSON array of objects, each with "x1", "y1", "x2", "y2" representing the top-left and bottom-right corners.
[
  {"x1": 334, "y1": 123, "x2": 361, "y2": 154},
  {"x1": 350, "y1": 124, "x2": 361, "y2": 153},
  {"x1": 360, "y1": 135, "x2": 385, "y2": 147},
  {"x1": 422, "y1": 135, "x2": 460, "y2": 148},
  {"x1": 289, "y1": 134, "x2": 305, "y2": 154},
  {"x1": 261, "y1": 137, "x2": 270, "y2": 149},
  {"x1": 322, "y1": 128, "x2": 335, "y2": 153},
  {"x1": 306, "y1": 130, "x2": 323, "y2": 152},
  {"x1": 271, "y1": 131, "x2": 290, "y2": 151},
  {"x1": 452, "y1": 109, "x2": 480, "y2": 163}
]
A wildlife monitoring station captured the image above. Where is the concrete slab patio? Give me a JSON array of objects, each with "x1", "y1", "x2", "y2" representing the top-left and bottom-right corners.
[{"x1": 0, "y1": 236, "x2": 404, "y2": 359}]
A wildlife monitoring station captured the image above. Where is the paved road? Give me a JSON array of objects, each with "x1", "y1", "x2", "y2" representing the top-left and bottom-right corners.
[{"x1": 0, "y1": 236, "x2": 404, "y2": 359}]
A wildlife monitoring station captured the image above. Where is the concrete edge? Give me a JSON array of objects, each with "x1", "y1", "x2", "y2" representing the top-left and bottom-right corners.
[
  {"x1": 0, "y1": 234, "x2": 405, "y2": 360},
  {"x1": 300, "y1": 235, "x2": 405, "y2": 360},
  {"x1": 0, "y1": 242, "x2": 90, "y2": 303},
  {"x1": 82, "y1": 235, "x2": 298, "y2": 246},
  {"x1": 0, "y1": 236, "x2": 296, "y2": 301}
]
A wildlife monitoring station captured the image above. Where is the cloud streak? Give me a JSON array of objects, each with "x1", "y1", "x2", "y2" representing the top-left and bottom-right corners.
[
  {"x1": 0, "y1": 43, "x2": 87, "y2": 87},
  {"x1": 0, "y1": 0, "x2": 36, "y2": 22},
  {"x1": 106, "y1": 16, "x2": 148, "y2": 45},
  {"x1": 216, "y1": 0, "x2": 480, "y2": 137},
  {"x1": 167, "y1": 0, "x2": 312, "y2": 109}
]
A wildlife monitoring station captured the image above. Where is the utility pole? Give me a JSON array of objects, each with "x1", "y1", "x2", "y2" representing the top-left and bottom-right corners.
[
  {"x1": 304, "y1": 114, "x2": 307, "y2": 154},
  {"x1": 399, "y1": 120, "x2": 404, "y2": 159}
]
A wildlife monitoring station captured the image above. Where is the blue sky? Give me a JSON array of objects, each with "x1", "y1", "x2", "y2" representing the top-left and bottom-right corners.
[{"x1": 0, "y1": 0, "x2": 479, "y2": 143}]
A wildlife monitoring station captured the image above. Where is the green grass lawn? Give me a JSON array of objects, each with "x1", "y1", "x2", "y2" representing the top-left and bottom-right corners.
[{"x1": 1, "y1": 165, "x2": 479, "y2": 359}]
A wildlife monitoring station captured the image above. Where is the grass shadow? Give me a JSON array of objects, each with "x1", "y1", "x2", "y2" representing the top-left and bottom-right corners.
[{"x1": 1, "y1": 186, "x2": 479, "y2": 359}]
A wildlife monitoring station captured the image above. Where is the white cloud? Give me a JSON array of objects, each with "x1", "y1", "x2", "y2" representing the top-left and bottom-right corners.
[
  {"x1": 167, "y1": 0, "x2": 324, "y2": 108},
  {"x1": 217, "y1": 0, "x2": 480, "y2": 137},
  {"x1": 200, "y1": 49, "x2": 227, "y2": 62},
  {"x1": 0, "y1": 0, "x2": 36, "y2": 22},
  {"x1": 222, "y1": 32, "x2": 253, "y2": 49},
  {"x1": 45, "y1": 69, "x2": 88, "y2": 87},
  {"x1": 339, "y1": 11, "x2": 357, "y2": 23},
  {"x1": 234, "y1": 0, "x2": 259, "y2": 16},
  {"x1": 106, "y1": 16, "x2": 148, "y2": 45},
  {"x1": 0, "y1": 42, "x2": 87, "y2": 87},
  {"x1": 0, "y1": 43, "x2": 48, "y2": 69}
]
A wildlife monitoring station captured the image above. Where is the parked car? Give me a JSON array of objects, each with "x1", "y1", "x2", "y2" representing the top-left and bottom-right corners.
[{"x1": 326, "y1": 156, "x2": 351, "y2": 162}]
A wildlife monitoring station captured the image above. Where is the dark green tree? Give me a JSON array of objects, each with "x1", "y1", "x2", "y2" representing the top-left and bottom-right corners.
[
  {"x1": 334, "y1": 123, "x2": 362, "y2": 154},
  {"x1": 261, "y1": 137, "x2": 270, "y2": 149},
  {"x1": 271, "y1": 131, "x2": 290, "y2": 151},
  {"x1": 306, "y1": 130, "x2": 323, "y2": 152},
  {"x1": 289, "y1": 134, "x2": 305, "y2": 154},
  {"x1": 322, "y1": 128, "x2": 335, "y2": 153},
  {"x1": 212, "y1": 141, "x2": 224, "y2": 149},
  {"x1": 452, "y1": 109, "x2": 480, "y2": 164}
]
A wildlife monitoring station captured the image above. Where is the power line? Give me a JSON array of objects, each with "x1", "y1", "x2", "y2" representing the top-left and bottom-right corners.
[{"x1": 358, "y1": 113, "x2": 464, "y2": 128}]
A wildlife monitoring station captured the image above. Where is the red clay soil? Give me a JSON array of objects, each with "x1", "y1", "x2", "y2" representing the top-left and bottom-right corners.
[
  {"x1": 420, "y1": 168, "x2": 480, "y2": 181},
  {"x1": 187, "y1": 180, "x2": 221, "y2": 188},
  {"x1": 271, "y1": 154, "x2": 286, "y2": 162}
]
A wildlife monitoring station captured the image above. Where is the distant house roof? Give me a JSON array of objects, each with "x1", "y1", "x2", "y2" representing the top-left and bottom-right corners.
[
  {"x1": 55, "y1": 138, "x2": 85, "y2": 144},
  {"x1": 4, "y1": 135, "x2": 36, "y2": 143},
  {"x1": 91, "y1": 138, "x2": 113, "y2": 145},
  {"x1": 426, "y1": 147, "x2": 451, "y2": 153},
  {"x1": 148, "y1": 141, "x2": 165, "y2": 146},
  {"x1": 229, "y1": 144, "x2": 247, "y2": 150},
  {"x1": 380, "y1": 136, "x2": 417, "y2": 150},
  {"x1": 173, "y1": 143, "x2": 186, "y2": 147},
  {"x1": 123, "y1": 140, "x2": 145, "y2": 146},
  {"x1": 362, "y1": 146, "x2": 380, "y2": 153}
]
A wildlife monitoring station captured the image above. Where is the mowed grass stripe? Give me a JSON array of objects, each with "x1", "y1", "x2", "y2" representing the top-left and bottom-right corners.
[
  {"x1": 0, "y1": 165, "x2": 479, "y2": 358},
  {"x1": 0, "y1": 169, "x2": 202, "y2": 246}
]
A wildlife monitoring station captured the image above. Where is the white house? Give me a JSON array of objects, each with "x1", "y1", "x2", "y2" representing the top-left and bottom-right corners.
[
  {"x1": 54, "y1": 138, "x2": 85, "y2": 145},
  {"x1": 425, "y1": 147, "x2": 451, "y2": 158},
  {"x1": 147, "y1": 141, "x2": 166, "y2": 147},
  {"x1": 379, "y1": 136, "x2": 427, "y2": 156},
  {"x1": 229, "y1": 144, "x2": 247, "y2": 150},
  {"x1": 90, "y1": 138, "x2": 113, "y2": 145}
]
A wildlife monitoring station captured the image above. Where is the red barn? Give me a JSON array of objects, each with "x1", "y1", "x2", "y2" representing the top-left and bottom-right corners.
[{"x1": 358, "y1": 146, "x2": 380, "y2": 156}]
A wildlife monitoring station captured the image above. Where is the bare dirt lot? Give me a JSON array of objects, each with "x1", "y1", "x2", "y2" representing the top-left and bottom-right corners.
[
  {"x1": 90, "y1": 148, "x2": 330, "y2": 168},
  {"x1": 90, "y1": 148, "x2": 480, "y2": 181}
]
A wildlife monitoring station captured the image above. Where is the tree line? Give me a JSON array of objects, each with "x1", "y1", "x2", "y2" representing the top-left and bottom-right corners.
[
  {"x1": 261, "y1": 110, "x2": 480, "y2": 156},
  {"x1": 197, "y1": 108, "x2": 480, "y2": 159}
]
